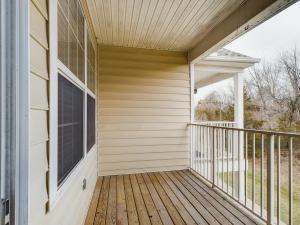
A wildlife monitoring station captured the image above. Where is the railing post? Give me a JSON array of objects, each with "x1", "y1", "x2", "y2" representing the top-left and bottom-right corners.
[{"x1": 267, "y1": 134, "x2": 275, "y2": 225}]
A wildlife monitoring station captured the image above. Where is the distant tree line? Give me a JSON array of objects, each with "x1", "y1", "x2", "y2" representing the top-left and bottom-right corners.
[{"x1": 195, "y1": 47, "x2": 300, "y2": 132}]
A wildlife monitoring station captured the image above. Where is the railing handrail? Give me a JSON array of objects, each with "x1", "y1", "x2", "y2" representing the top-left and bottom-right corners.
[
  {"x1": 188, "y1": 123, "x2": 300, "y2": 137},
  {"x1": 194, "y1": 121, "x2": 236, "y2": 124}
]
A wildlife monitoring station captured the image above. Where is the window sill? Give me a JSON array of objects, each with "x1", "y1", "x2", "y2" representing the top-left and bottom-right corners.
[{"x1": 48, "y1": 157, "x2": 85, "y2": 211}]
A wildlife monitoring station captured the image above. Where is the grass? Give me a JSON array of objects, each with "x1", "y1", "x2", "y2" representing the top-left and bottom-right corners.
[{"x1": 218, "y1": 156, "x2": 300, "y2": 224}]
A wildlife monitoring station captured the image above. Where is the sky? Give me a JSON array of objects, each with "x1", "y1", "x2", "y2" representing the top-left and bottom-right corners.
[{"x1": 196, "y1": 1, "x2": 300, "y2": 100}]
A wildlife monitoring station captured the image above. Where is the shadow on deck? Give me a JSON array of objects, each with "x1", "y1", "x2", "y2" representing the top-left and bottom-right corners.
[{"x1": 85, "y1": 170, "x2": 264, "y2": 225}]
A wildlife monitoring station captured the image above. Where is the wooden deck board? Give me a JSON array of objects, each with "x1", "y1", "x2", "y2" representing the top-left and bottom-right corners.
[{"x1": 86, "y1": 170, "x2": 263, "y2": 225}]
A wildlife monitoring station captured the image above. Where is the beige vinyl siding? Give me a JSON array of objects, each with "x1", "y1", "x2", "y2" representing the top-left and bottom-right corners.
[
  {"x1": 29, "y1": 1, "x2": 98, "y2": 225},
  {"x1": 98, "y1": 46, "x2": 190, "y2": 176},
  {"x1": 29, "y1": 1, "x2": 49, "y2": 224}
]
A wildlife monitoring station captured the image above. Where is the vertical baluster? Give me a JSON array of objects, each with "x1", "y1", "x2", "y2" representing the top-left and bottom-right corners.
[
  {"x1": 202, "y1": 126, "x2": 204, "y2": 177},
  {"x1": 277, "y1": 136, "x2": 281, "y2": 225},
  {"x1": 207, "y1": 127, "x2": 209, "y2": 179},
  {"x1": 199, "y1": 126, "x2": 202, "y2": 175},
  {"x1": 201, "y1": 126, "x2": 204, "y2": 176},
  {"x1": 245, "y1": 132, "x2": 248, "y2": 206},
  {"x1": 200, "y1": 126, "x2": 203, "y2": 175},
  {"x1": 212, "y1": 127, "x2": 215, "y2": 185},
  {"x1": 231, "y1": 130, "x2": 235, "y2": 197},
  {"x1": 195, "y1": 126, "x2": 200, "y2": 173},
  {"x1": 203, "y1": 126, "x2": 205, "y2": 176},
  {"x1": 227, "y1": 129, "x2": 229, "y2": 193},
  {"x1": 222, "y1": 129, "x2": 224, "y2": 190},
  {"x1": 267, "y1": 135, "x2": 275, "y2": 225},
  {"x1": 191, "y1": 125, "x2": 194, "y2": 170},
  {"x1": 238, "y1": 130, "x2": 241, "y2": 201},
  {"x1": 200, "y1": 126, "x2": 202, "y2": 174},
  {"x1": 205, "y1": 127, "x2": 207, "y2": 179},
  {"x1": 252, "y1": 133, "x2": 256, "y2": 211},
  {"x1": 261, "y1": 134, "x2": 265, "y2": 217},
  {"x1": 289, "y1": 137, "x2": 293, "y2": 225},
  {"x1": 216, "y1": 128, "x2": 220, "y2": 187}
]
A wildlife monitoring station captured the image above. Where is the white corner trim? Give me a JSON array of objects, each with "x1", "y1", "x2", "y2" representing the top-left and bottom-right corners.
[
  {"x1": 17, "y1": 0, "x2": 30, "y2": 224},
  {"x1": 48, "y1": 0, "x2": 59, "y2": 210}
]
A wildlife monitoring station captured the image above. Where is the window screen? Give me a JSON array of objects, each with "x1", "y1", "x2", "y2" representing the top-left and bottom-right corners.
[
  {"x1": 87, "y1": 94, "x2": 95, "y2": 152},
  {"x1": 58, "y1": 74, "x2": 84, "y2": 186},
  {"x1": 58, "y1": 0, "x2": 85, "y2": 82}
]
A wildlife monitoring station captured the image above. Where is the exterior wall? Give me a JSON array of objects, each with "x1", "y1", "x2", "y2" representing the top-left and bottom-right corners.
[
  {"x1": 29, "y1": 1, "x2": 97, "y2": 225},
  {"x1": 29, "y1": 1, "x2": 50, "y2": 223},
  {"x1": 98, "y1": 46, "x2": 190, "y2": 176}
]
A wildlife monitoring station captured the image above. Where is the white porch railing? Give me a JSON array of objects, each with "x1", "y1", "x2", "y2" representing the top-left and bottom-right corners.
[
  {"x1": 189, "y1": 123, "x2": 298, "y2": 225},
  {"x1": 195, "y1": 121, "x2": 236, "y2": 128}
]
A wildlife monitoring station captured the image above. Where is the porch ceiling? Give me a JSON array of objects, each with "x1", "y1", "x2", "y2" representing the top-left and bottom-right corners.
[{"x1": 85, "y1": 0, "x2": 244, "y2": 51}]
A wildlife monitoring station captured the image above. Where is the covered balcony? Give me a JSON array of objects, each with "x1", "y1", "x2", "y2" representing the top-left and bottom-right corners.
[
  {"x1": 26, "y1": 0, "x2": 299, "y2": 225},
  {"x1": 83, "y1": 1, "x2": 297, "y2": 225}
]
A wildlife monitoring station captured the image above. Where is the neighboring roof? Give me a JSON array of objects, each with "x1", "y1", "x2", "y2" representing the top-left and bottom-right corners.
[
  {"x1": 206, "y1": 48, "x2": 260, "y2": 64},
  {"x1": 194, "y1": 48, "x2": 261, "y2": 88}
]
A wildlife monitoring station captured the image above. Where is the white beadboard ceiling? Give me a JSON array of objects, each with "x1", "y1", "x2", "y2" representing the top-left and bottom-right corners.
[{"x1": 86, "y1": 0, "x2": 244, "y2": 51}]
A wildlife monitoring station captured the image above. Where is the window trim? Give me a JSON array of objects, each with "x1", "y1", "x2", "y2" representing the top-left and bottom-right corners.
[
  {"x1": 49, "y1": 0, "x2": 96, "y2": 210},
  {"x1": 86, "y1": 93, "x2": 96, "y2": 152}
]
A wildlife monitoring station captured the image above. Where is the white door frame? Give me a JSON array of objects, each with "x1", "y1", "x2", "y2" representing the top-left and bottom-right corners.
[{"x1": 0, "y1": 1, "x2": 29, "y2": 225}]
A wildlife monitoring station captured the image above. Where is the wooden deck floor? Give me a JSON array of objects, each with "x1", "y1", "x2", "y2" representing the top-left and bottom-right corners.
[{"x1": 85, "y1": 170, "x2": 263, "y2": 225}]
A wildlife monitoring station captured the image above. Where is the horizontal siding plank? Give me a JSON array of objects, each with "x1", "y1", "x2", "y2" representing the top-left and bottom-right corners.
[
  {"x1": 100, "y1": 108, "x2": 190, "y2": 116},
  {"x1": 99, "y1": 159, "x2": 189, "y2": 171},
  {"x1": 32, "y1": 0, "x2": 48, "y2": 19},
  {"x1": 99, "y1": 123, "x2": 188, "y2": 131},
  {"x1": 30, "y1": 73, "x2": 48, "y2": 109},
  {"x1": 100, "y1": 130, "x2": 188, "y2": 139},
  {"x1": 29, "y1": 142, "x2": 48, "y2": 221},
  {"x1": 100, "y1": 166, "x2": 188, "y2": 177},
  {"x1": 99, "y1": 75, "x2": 190, "y2": 88},
  {"x1": 99, "y1": 145, "x2": 188, "y2": 155},
  {"x1": 99, "y1": 92, "x2": 189, "y2": 102},
  {"x1": 30, "y1": 2, "x2": 48, "y2": 49},
  {"x1": 99, "y1": 83, "x2": 189, "y2": 94},
  {"x1": 100, "y1": 100, "x2": 189, "y2": 109},
  {"x1": 100, "y1": 152, "x2": 188, "y2": 163},
  {"x1": 30, "y1": 109, "x2": 48, "y2": 145},
  {"x1": 100, "y1": 68, "x2": 189, "y2": 80},
  {"x1": 100, "y1": 115, "x2": 189, "y2": 123},
  {"x1": 30, "y1": 142, "x2": 48, "y2": 180},
  {"x1": 30, "y1": 37, "x2": 48, "y2": 79},
  {"x1": 100, "y1": 59, "x2": 188, "y2": 73},
  {"x1": 100, "y1": 137, "x2": 188, "y2": 147}
]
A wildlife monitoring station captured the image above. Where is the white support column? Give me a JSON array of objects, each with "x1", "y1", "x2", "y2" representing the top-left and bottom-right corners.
[
  {"x1": 190, "y1": 63, "x2": 195, "y2": 123},
  {"x1": 234, "y1": 73, "x2": 245, "y2": 200},
  {"x1": 234, "y1": 73, "x2": 244, "y2": 128},
  {"x1": 189, "y1": 63, "x2": 195, "y2": 169}
]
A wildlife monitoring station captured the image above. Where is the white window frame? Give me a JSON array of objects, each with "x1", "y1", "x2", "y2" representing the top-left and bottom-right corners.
[
  {"x1": 85, "y1": 27, "x2": 96, "y2": 153},
  {"x1": 49, "y1": 0, "x2": 96, "y2": 210}
]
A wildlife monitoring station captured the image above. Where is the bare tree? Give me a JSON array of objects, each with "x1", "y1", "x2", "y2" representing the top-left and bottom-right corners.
[
  {"x1": 279, "y1": 48, "x2": 300, "y2": 128},
  {"x1": 247, "y1": 47, "x2": 300, "y2": 130}
]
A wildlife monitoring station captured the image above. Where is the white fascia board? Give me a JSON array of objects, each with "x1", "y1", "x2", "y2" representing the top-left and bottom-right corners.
[{"x1": 189, "y1": 0, "x2": 297, "y2": 63}]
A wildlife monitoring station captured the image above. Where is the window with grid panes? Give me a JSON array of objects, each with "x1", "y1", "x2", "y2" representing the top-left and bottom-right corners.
[
  {"x1": 87, "y1": 32, "x2": 95, "y2": 92},
  {"x1": 58, "y1": 0, "x2": 85, "y2": 82}
]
